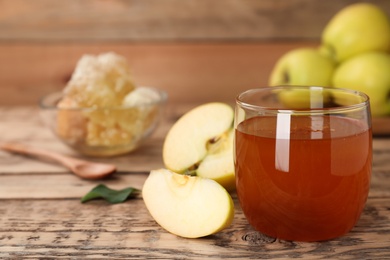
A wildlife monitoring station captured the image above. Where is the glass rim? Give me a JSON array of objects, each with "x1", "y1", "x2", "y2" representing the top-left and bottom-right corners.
[{"x1": 236, "y1": 86, "x2": 370, "y2": 115}]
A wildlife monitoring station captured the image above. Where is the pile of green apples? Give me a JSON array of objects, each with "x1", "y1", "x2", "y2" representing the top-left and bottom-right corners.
[{"x1": 269, "y1": 3, "x2": 390, "y2": 117}]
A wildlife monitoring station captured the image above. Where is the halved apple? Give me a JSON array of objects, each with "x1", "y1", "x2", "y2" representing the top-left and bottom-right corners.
[
  {"x1": 142, "y1": 169, "x2": 235, "y2": 238},
  {"x1": 162, "y1": 102, "x2": 235, "y2": 190},
  {"x1": 196, "y1": 129, "x2": 235, "y2": 191}
]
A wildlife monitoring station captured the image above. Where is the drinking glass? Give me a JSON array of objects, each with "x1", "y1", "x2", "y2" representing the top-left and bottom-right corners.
[{"x1": 234, "y1": 86, "x2": 372, "y2": 242}]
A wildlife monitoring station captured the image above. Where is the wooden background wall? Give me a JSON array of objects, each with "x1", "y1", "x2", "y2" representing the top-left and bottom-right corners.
[{"x1": 1, "y1": 0, "x2": 390, "y2": 106}]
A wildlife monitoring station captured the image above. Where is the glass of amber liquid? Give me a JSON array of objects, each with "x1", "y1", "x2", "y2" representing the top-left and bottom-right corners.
[{"x1": 234, "y1": 86, "x2": 372, "y2": 242}]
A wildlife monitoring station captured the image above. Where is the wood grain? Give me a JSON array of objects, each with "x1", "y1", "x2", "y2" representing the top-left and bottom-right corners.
[
  {"x1": 0, "y1": 1, "x2": 390, "y2": 257},
  {"x1": 0, "y1": 42, "x2": 314, "y2": 106},
  {"x1": 0, "y1": 106, "x2": 390, "y2": 258},
  {"x1": 0, "y1": 191, "x2": 389, "y2": 258},
  {"x1": 0, "y1": 0, "x2": 389, "y2": 41}
]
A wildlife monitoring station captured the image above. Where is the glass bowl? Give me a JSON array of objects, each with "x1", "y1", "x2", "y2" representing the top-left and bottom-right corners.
[{"x1": 39, "y1": 87, "x2": 168, "y2": 157}]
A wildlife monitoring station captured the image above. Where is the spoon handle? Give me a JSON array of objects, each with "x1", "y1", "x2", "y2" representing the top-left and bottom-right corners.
[{"x1": 0, "y1": 142, "x2": 80, "y2": 170}]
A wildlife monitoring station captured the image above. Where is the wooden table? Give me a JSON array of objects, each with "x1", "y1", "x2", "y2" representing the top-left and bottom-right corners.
[{"x1": 1, "y1": 104, "x2": 390, "y2": 259}]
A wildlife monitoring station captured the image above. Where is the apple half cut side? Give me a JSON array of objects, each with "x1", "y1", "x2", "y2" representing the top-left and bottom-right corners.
[
  {"x1": 196, "y1": 128, "x2": 235, "y2": 191},
  {"x1": 162, "y1": 102, "x2": 235, "y2": 190},
  {"x1": 142, "y1": 169, "x2": 235, "y2": 238}
]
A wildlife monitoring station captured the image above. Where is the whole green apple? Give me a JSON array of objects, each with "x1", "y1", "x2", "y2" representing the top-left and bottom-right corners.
[
  {"x1": 321, "y1": 3, "x2": 390, "y2": 63},
  {"x1": 269, "y1": 48, "x2": 335, "y2": 109},
  {"x1": 269, "y1": 48, "x2": 335, "y2": 86},
  {"x1": 332, "y1": 51, "x2": 390, "y2": 117}
]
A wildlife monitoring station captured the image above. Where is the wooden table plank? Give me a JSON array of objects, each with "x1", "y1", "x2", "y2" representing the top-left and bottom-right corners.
[
  {"x1": 0, "y1": 197, "x2": 390, "y2": 259},
  {"x1": 0, "y1": 164, "x2": 389, "y2": 199},
  {"x1": 1, "y1": 0, "x2": 390, "y2": 41},
  {"x1": 1, "y1": 106, "x2": 390, "y2": 258},
  {"x1": 0, "y1": 172, "x2": 146, "y2": 199}
]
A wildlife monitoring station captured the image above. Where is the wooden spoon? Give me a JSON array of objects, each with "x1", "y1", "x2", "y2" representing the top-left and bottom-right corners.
[{"x1": 0, "y1": 143, "x2": 116, "y2": 179}]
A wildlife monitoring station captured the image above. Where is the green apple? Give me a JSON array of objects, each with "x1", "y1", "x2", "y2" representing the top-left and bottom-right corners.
[
  {"x1": 276, "y1": 86, "x2": 332, "y2": 110},
  {"x1": 269, "y1": 48, "x2": 335, "y2": 109},
  {"x1": 142, "y1": 169, "x2": 234, "y2": 238},
  {"x1": 332, "y1": 51, "x2": 390, "y2": 116},
  {"x1": 163, "y1": 102, "x2": 235, "y2": 191},
  {"x1": 321, "y1": 3, "x2": 390, "y2": 63},
  {"x1": 269, "y1": 48, "x2": 335, "y2": 87}
]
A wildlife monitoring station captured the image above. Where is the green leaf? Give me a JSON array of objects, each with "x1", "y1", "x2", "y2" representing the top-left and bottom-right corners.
[{"x1": 81, "y1": 184, "x2": 140, "y2": 204}]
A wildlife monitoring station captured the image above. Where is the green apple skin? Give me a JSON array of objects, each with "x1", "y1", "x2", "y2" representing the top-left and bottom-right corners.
[
  {"x1": 269, "y1": 48, "x2": 335, "y2": 109},
  {"x1": 321, "y1": 3, "x2": 390, "y2": 63},
  {"x1": 332, "y1": 51, "x2": 390, "y2": 117},
  {"x1": 269, "y1": 48, "x2": 335, "y2": 87}
]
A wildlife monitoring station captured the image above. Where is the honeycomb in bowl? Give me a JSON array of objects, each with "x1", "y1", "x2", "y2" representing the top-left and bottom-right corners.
[{"x1": 56, "y1": 52, "x2": 162, "y2": 155}]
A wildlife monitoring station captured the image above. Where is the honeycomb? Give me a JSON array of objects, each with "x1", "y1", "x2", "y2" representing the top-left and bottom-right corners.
[
  {"x1": 63, "y1": 52, "x2": 136, "y2": 107},
  {"x1": 56, "y1": 52, "x2": 160, "y2": 152}
]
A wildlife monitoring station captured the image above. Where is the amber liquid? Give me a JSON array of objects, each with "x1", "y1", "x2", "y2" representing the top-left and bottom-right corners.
[{"x1": 235, "y1": 115, "x2": 372, "y2": 241}]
